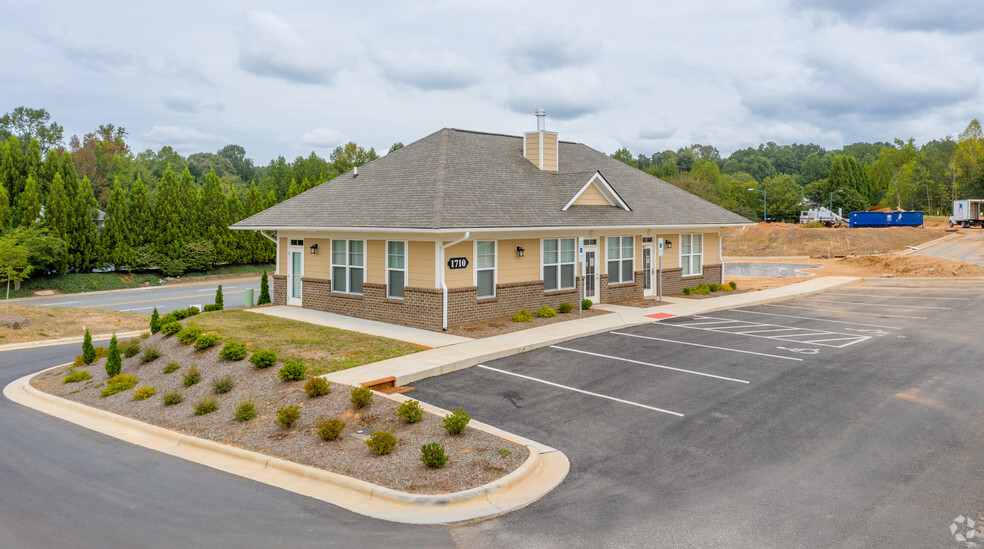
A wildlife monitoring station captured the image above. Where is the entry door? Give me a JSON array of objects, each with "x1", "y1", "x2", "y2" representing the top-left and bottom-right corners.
[
  {"x1": 642, "y1": 245, "x2": 655, "y2": 297},
  {"x1": 287, "y1": 241, "x2": 304, "y2": 305},
  {"x1": 583, "y1": 245, "x2": 599, "y2": 302}
]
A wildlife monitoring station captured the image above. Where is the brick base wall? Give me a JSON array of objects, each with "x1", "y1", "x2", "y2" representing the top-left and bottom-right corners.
[
  {"x1": 661, "y1": 263, "x2": 723, "y2": 295},
  {"x1": 273, "y1": 275, "x2": 287, "y2": 305},
  {"x1": 599, "y1": 271, "x2": 644, "y2": 303}
]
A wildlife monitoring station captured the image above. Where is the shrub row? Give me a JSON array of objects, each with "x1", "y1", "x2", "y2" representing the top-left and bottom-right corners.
[{"x1": 682, "y1": 281, "x2": 737, "y2": 296}]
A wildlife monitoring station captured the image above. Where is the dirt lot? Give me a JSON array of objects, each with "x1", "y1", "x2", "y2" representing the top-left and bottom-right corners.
[
  {"x1": 0, "y1": 305, "x2": 148, "y2": 344},
  {"x1": 722, "y1": 223, "x2": 949, "y2": 257}
]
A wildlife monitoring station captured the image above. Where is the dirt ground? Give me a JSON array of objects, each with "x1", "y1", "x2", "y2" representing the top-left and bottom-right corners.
[
  {"x1": 0, "y1": 305, "x2": 148, "y2": 344},
  {"x1": 722, "y1": 222, "x2": 951, "y2": 257}
]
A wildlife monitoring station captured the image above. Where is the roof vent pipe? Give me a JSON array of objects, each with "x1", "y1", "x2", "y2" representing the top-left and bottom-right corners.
[
  {"x1": 354, "y1": 166, "x2": 358, "y2": 176},
  {"x1": 535, "y1": 108, "x2": 547, "y2": 131}
]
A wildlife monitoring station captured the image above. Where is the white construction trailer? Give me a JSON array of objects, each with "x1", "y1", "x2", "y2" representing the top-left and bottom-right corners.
[{"x1": 950, "y1": 199, "x2": 984, "y2": 228}]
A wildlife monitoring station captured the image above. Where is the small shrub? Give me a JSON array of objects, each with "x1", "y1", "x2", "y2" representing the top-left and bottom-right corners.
[
  {"x1": 397, "y1": 399, "x2": 424, "y2": 424},
  {"x1": 162, "y1": 391, "x2": 183, "y2": 406},
  {"x1": 214, "y1": 285, "x2": 224, "y2": 310},
  {"x1": 163, "y1": 361, "x2": 180, "y2": 374},
  {"x1": 149, "y1": 308, "x2": 161, "y2": 334},
  {"x1": 194, "y1": 333, "x2": 220, "y2": 350},
  {"x1": 202, "y1": 303, "x2": 221, "y2": 312},
  {"x1": 316, "y1": 418, "x2": 346, "y2": 441},
  {"x1": 133, "y1": 386, "x2": 157, "y2": 400},
  {"x1": 182, "y1": 366, "x2": 201, "y2": 387},
  {"x1": 105, "y1": 335, "x2": 122, "y2": 377},
  {"x1": 278, "y1": 359, "x2": 306, "y2": 381},
  {"x1": 234, "y1": 398, "x2": 256, "y2": 421},
  {"x1": 558, "y1": 302, "x2": 573, "y2": 314},
  {"x1": 512, "y1": 308, "x2": 532, "y2": 322},
  {"x1": 160, "y1": 321, "x2": 183, "y2": 335},
  {"x1": 692, "y1": 284, "x2": 711, "y2": 295},
  {"x1": 682, "y1": 287, "x2": 692, "y2": 295},
  {"x1": 140, "y1": 346, "x2": 161, "y2": 363},
  {"x1": 63, "y1": 369, "x2": 91, "y2": 384},
  {"x1": 120, "y1": 338, "x2": 141, "y2": 358},
  {"x1": 140, "y1": 331, "x2": 151, "y2": 339},
  {"x1": 177, "y1": 326, "x2": 203, "y2": 344},
  {"x1": 82, "y1": 328, "x2": 95, "y2": 365},
  {"x1": 499, "y1": 448, "x2": 512, "y2": 458},
  {"x1": 250, "y1": 349, "x2": 277, "y2": 369},
  {"x1": 709, "y1": 283, "x2": 722, "y2": 292},
  {"x1": 581, "y1": 299, "x2": 593, "y2": 310},
  {"x1": 213, "y1": 376, "x2": 234, "y2": 395},
  {"x1": 257, "y1": 271, "x2": 271, "y2": 305},
  {"x1": 367, "y1": 431, "x2": 397, "y2": 455},
  {"x1": 100, "y1": 373, "x2": 138, "y2": 397},
  {"x1": 442, "y1": 407, "x2": 471, "y2": 435},
  {"x1": 304, "y1": 377, "x2": 330, "y2": 397},
  {"x1": 420, "y1": 442, "x2": 449, "y2": 468},
  {"x1": 535, "y1": 305, "x2": 557, "y2": 318},
  {"x1": 350, "y1": 386, "x2": 373, "y2": 408},
  {"x1": 219, "y1": 342, "x2": 247, "y2": 361},
  {"x1": 194, "y1": 397, "x2": 218, "y2": 415},
  {"x1": 275, "y1": 405, "x2": 301, "y2": 428},
  {"x1": 729, "y1": 281, "x2": 737, "y2": 290}
]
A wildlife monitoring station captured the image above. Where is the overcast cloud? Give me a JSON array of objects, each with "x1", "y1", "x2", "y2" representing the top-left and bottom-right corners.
[{"x1": 2, "y1": 0, "x2": 982, "y2": 163}]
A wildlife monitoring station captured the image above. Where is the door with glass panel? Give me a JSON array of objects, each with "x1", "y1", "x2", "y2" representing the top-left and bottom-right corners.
[
  {"x1": 287, "y1": 239, "x2": 304, "y2": 305},
  {"x1": 642, "y1": 245, "x2": 655, "y2": 296},
  {"x1": 582, "y1": 242, "x2": 599, "y2": 302}
]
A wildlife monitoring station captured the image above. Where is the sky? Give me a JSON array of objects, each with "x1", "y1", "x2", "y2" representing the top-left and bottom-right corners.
[{"x1": 3, "y1": 0, "x2": 983, "y2": 164}]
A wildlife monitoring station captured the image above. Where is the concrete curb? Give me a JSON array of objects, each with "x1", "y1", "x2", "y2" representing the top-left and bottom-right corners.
[
  {"x1": 6, "y1": 275, "x2": 261, "y2": 304},
  {"x1": 4, "y1": 366, "x2": 569, "y2": 525},
  {"x1": 0, "y1": 331, "x2": 145, "y2": 353}
]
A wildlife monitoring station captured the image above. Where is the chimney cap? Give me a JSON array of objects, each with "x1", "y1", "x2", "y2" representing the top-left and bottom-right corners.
[{"x1": 535, "y1": 108, "x2": 547, "y2": 131}]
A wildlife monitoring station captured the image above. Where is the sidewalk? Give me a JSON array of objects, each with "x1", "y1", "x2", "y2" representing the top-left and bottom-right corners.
[{"x1": 325, "y1": 276, "x2": 861, "y2": 387}]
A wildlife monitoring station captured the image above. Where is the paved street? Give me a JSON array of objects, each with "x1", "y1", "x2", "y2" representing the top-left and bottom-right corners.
[
  {"x1": 915, "y1": 230, "x2": 984, "y2": 266},
  {"x1": 21, "y1": 280, "x2": 261, "y2": 314}
]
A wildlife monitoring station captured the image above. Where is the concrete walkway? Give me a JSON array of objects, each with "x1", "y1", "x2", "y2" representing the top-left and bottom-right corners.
[
  {"x1": 326, "y1": 276, "x2": 861, "y2": 387},
  {"x1": 248, "y1": 306, "x2": 473, "y2": 348}
]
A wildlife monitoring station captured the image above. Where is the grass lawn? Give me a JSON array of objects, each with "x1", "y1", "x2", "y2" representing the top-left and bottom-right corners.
[
  {"x1": 186, "y1": 310, "x2": 423, "y2": 375},
  {"x1": 0, "y1": 305, "x2": 149, "y2": 344}
]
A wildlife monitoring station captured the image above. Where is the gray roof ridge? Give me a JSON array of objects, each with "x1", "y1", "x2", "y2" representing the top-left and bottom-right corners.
[
  {"x1": 448, "y1": 127, "x2": 579, "y2": 145},
  {"x1": 432, "y1": 128, "x2": 449, "y2": 228}
]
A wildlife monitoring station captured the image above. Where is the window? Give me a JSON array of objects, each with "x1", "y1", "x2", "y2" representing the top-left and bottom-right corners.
[
  {"x1": 386, "y1": 241, "x2": 406, "y2": 299},
  {"x1": 331, "y1": 239, "x2": 364, "y2": 294},
  {"x1": 681, "y1": 234, "x2": 703, "y2": 276},
  {"x1": 475, "y1": 240, "x2": 496, "y2": 298},
  {"x1": 543, "y1": 238, "x2": 576, "y2": 291},
  {"x1": 606, "y1": 236, "x2": 634, "y2": 284}
]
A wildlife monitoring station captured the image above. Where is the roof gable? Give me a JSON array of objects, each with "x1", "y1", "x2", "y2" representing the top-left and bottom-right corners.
[{"x1": 562, "y1": 171, "x2": 630, "y2": 211}]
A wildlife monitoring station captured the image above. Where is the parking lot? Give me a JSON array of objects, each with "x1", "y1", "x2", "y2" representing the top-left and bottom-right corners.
[{"x1": 413, "y1": 281, "x2": 984, "y2": 548}]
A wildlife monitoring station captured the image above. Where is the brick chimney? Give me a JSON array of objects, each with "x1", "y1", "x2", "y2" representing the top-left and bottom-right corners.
[{"x1": 523, "y1": 108, "x2": 558, "y2": 171}]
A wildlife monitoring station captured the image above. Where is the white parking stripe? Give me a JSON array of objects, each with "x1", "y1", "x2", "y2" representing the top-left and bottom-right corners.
[
  {"x1": 549, "y1": 345, "x2": 750, "y2": 383},
  {"x1": 762, "y1": 304, "x2": 926, "y2": 319},
  {"x1": 732, "y1": 309, "x2": 900, "y2": 330},
  {"x1": 610, "y1": 332, "x2": 802, "y2": 361},
  {"x1": 823, "y1": 292, "x2": 970, "y2": 301},
  {"x1": 476, "y1": 364, "x2": 684, "y2": 416},
  {"x1": 794, "y1": 298, "x2": 949, "y2": 310},
  {"x1": 729, "y1": 327, "x2": 803, "y2": 334},
  {"x1": 661, "y1": 316, "x2": 869, "y2": 348}
]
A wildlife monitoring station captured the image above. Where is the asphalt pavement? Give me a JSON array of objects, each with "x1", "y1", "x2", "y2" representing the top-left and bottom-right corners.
[
  {"x1": 914, "y1": 230, "x2": 984, "y2": 266},
  {"x1": 19, "y1": 280, "x2": 261, "y2": 314}
]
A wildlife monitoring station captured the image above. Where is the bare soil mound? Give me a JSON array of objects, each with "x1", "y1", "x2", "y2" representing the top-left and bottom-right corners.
[
  {"x1": 837, "y1": 255, "x2": 984, "y2": 277},
  {"x1": 723, "y1": 223, "x2": 947, "y2": 257}
]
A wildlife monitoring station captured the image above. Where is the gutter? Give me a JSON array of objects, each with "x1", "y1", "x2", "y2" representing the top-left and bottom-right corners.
[
  {"x1": 440, "y1": 231, "x2": 469, "y2": 331},
  {"x1": 230, "y1": 222, "x2": 754, "y2": 234},
  {"x1": 259, "y1": 230, "x2": 277, "y2": 244}
]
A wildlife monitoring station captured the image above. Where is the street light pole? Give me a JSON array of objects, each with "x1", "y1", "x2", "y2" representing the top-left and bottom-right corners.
[{"x1": 748, "y1": 188, "x2": 767, "y2": 222}]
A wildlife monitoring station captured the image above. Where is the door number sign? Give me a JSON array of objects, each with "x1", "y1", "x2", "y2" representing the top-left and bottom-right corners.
[{"x1": 447, "y1": 257, "x2": 469, "y2": 270}]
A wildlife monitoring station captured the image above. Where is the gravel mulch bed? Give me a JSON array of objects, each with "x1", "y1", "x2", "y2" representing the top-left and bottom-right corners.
[
  {"x1": 447, "y1": 308, "x2": 610, "y2": 338},
  {"x1": 33, "y1": 333, "x2": 528, "y2": 494}
]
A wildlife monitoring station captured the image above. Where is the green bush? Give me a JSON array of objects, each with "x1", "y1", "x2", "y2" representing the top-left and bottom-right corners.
[
  {"x1": 133, "y1": 386, "x2": 157, "y2": 400},
  {"x1": 160, "y1": 321, "x2": 182, "y2": 335},
  {"x1": 278, "y1": 359, "x2": 306, "y2": 381},
  {"x1": 581, "y1": 299, "x2": 593, "y2": 310},
  {"x1": 120, "y1": 338, "x2": 141, "y2": 358},
  {"x1": 105, "y1": 335, "x2": 122, "y2": 377},
  {"x1": 140, "y1": 346, "x2": 161, "y2": 363},
  {"x1": 367, "y1": 431, "x2": 397, "y2": 455},
  {"x1": 257, "y1": 271, "x2": 271, "y2": 305},
  {"x1": 512, "y1": 308, "x2": 532, "y2": 322},
  {"x1": 275, "y1": 405, "x2": 301, "y2": 428},
  {"x1": 194, "y1": 397, "x2": 218, "y2": 415},
  {"x1": 163, "y1": 361, "x2": 180, "y2": 374},
  {"x1": 316, "y1": 418, "x2": 346, "y2": 441},
  {"x1": 194, "y1": 333, "x2": 220, "y2": 350},
  {"x1": 682, "y1": 287, "x2": 692, "y2": 295},
  {"x1": 692, "y1": 284, "x2": 711, "y2": 295},
  {"x1": 397, "y1": 399, "x2": 424, "y2": 424},
  {"x1": 162, "y1": 391, "x2": 183, "y2": 406},
  {"x1": 149, "y1": 308, "x2": 161, "y2": 334},
  {"x1": 202, "y1": 304, "x2": 221, "y2": 312},
  {"x1": 250, "y1": 349, "x2": 277, "y2": 369},
  {"x1": 442, "y1": 407, "x2": 471, "y2": 435},
  {"x1": 219, "y1": 342, "x2": 247, "y2": 361},
  {"x1": 82, "y1": 328, "x2": 96, "y2": 365},
  {"x1": 214, "y1": 285, "x2": 224, "y2": 309},
  {"x1": 420, "y1": 442, "x2": 449, "y2": 468},
  {"x1": 100, "y1": 373, "x2": 138, "y2": 397},
  {"x1": 535, "y1": 305, "x2": 557, "y2": 318},
  {"x1": 182, "y1": 366, "x2": 201, "y2": 387},
  {"x1": 558, "y1": 302, "x2": 573, "y2": 314},
  {"x1": 177, "y1": 326, "x2": 203, "y2": 344},
  {"x1": 234, "y1": 398, "x2": 256, "y2": 421},
  {"x1": 304, "y1": 377, "x2": 330, "y2": 397},
  {"x1": 499, "y1": 448, "x2": 512, "y2": 458},
  {"x1": 709, "y1": 283, "x2": 722, "y2": 292},
  {"x1": 63, "y1": 369, "x2": 91, "y2": 384},
  {"x1": 213, "y1": 376, "x2": 234, "y2": 395},
  {"x1": 729, "y1": 281, "x2": 737, "y2": 290},
  {"x1": 350, "y1": 386, "x2": 373, "y2": 408},
  {"x1": 140, "y1": 331, "x2": 151, "y2": 339}
]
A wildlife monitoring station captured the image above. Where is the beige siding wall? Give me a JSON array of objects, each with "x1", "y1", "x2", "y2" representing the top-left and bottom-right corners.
[
  {"x1": 573, "y1": 184, "x2": 611, "y2": 206},
  {"x1": 305, "y1": 238, "x2": 332, "y2": 279},
  {"x1": 443, "y1": 241, "x2": 473, "y2": 288},
  {"x1": 277, "y1": 237, "x2": 287, "y2": 275},
  {"x1": 498, "y1": 238, "x2": 540, "y2": 284},
  {"x1": 702, "y1": 232, "x2": 720, "y2": 264},
  {"x1": 366, "y1": 240, "x2": 385, "y2": 284},
  {"x1": 408, "y1": 241, "x2": 435, "y2": 288},
  {"x1": 655, "y1": 234, "x2": 680, "y2": 269},
  {"x1": 524, "y1": 132, "x2": 538, "y2": 165},
  {"x1": 542, "y1": 132, "x2": 558, "y2": 171}
]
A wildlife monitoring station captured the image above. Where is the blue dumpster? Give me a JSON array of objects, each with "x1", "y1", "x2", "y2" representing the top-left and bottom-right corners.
[{"x1": 849, "y1": 211, "x2": 923, "y2": 228}]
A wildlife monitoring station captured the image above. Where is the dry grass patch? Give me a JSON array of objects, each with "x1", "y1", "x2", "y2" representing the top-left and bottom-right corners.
[
  {"x1": 185, "y1": 310, "x2": 423, "y2": 375},
  {"x1": 0, "y1": 304, "x2": 148, "y2": 345}
]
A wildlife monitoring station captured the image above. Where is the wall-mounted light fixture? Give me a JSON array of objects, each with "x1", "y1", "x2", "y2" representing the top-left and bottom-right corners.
[
  {"x1": 665, "y1": 240, "x2": 672, "y2": 249},
  {"x1": 309, "y1": 243, "x2": 319, "y2": 254},
  {"x1": 516, "y1": 245, "x2": 525, "y2": 257}
]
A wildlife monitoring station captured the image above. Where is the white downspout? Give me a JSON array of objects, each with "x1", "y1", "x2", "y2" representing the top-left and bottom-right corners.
[
  {"x1": 440, "y1": 231, "x2": 470, "y2": 331},
  {"x1": 259, "y1": 230, "x2": 277, "y2": 244}
]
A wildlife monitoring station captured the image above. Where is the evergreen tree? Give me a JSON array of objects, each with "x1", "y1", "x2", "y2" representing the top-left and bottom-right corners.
[
  {"x1": 286, "y1": 178, "x2": 299, "y2": 199},
  {"x1": 105, "y1": 333, "x2": 121, "y2": 376},
  {"x1": 102, "y1": 178, "x2": 133, "y2": 270},
  {"x1": 43, "y1": 172, "x2": 71, "y2": 273},
  {"x1": 0, "y1": 183, "x2": 11, "y2": 231},
  {"x1": 177, "y1": 167, "x2": 200, "y2": 238},
  {"x1": 13, "y1": 174, "x2": 40, "y2": 227},
  {"x1": 215, "y1": 284, "x2": 224, "y2": 309},
  {"x1": 60, "y1": 150, "x2": 78, "y2": 197},
  {"x1": 128, "y1": 175, "x2": 152, "y2": 247},
  {"x1": 150, "y1": 307, "x2": 160, "y2": 334},
  {"x1": 1, "y1": 136, "x2": 21, "y2": 198},
  {"x1": 199, "y1": 169, "x2": 225, "y2": 251},
  {"x1": 153, "y1": 165, "x2": 187, "y2": 260},
  {"x1": 224, "y1": 188, "x2": 246, "y2": 264},
  {"x1": 257, "y1": 270, "x2": 271, "y2": 305},
  {"x1": 69, "y1": 176, "x2": 100, "y2": 271},
  {"x1": 21, "y1": 139, "x2": 42, "y2": 196},
  {"x1": 82, "y1": 327, "x2": 96, "y2": 364}
]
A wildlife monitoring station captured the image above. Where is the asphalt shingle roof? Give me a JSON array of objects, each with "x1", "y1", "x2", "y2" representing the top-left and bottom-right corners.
[{"x1": 232, "y1": 128, "x2": 751, "y2": 230}]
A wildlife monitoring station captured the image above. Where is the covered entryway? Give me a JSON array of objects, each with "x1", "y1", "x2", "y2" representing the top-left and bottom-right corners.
[{"x1": 287, "y1": 239, "x2": 304, "y2": 305}]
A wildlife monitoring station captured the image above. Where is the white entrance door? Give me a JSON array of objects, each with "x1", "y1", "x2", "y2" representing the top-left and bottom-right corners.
[
  {"x1": 287, "y1": 240, "x2": 304, "y2": 305},
  {"x1": 643, "y1": 245, "x2": 655, "y2": 297},
  {"x1": 582, "y1": 244, "x2": 599, "y2": 302}
]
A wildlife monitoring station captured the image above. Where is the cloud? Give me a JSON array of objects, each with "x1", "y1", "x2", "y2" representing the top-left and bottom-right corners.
[
  {"x1": 145, "y1": 126, "x2": 226, "y2": 151},
  {"x1": 506, "y1": 68, "x2": 606, "y2": 120},
  {"x1": 238, "y1": 11, "x2": 337, "y2": 85},
  {"x1": 161, "y1": 95, "x2": 225, "y2": 114},
  {"x1": 508, "y1": 35, "x2": 598, "y2": 73},
  {"x1": 301, "y1": 128, "x2": 345, "y2": 148},
  {"x1": 637, "y1": 126, "x2": 677, "y2": 141},
  {"x1": 37, "y1": 25, "x2": 140, "y2": 72},
  {"x1": 372, "y1": 47, "x2": 480, "y2": 90},
  {"x1": 790, "y1": 0, "x2": 984, "y2": 33}
]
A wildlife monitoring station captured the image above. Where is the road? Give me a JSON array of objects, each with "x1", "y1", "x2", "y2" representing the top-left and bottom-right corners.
[
  {"x1": 914, "y1": 230, "x2": 984, "y2": 266},
  {"x1": 0, "y1": 341, "x2": 455, "y2": 549},
  {"x1": 20, "y1": 280, "x2": 261, "y2": 314}
]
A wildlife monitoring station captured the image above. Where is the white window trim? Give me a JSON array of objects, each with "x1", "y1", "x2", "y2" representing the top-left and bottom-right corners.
[
  {"x1": 331, "y1": 239, "x2": 366, "y2": 295},
  {"x1": 562, "y1": 171, "x2": 631, "y2": 211},
  {"x1": 606, "y1": 235, "x2": 635, "y2": 284},
  {"x1": 680, "y1": 233, "x2": 704, "y2": 277},
  {"x1": 473, "y1": 240, "x2": 497, "y2": 298},
  {"x1": 540, "y1": 237, "x2": 576, "y2": 291},
  {"x1": 386, "y1": 240, "x2": 407, "y2": 299}
]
